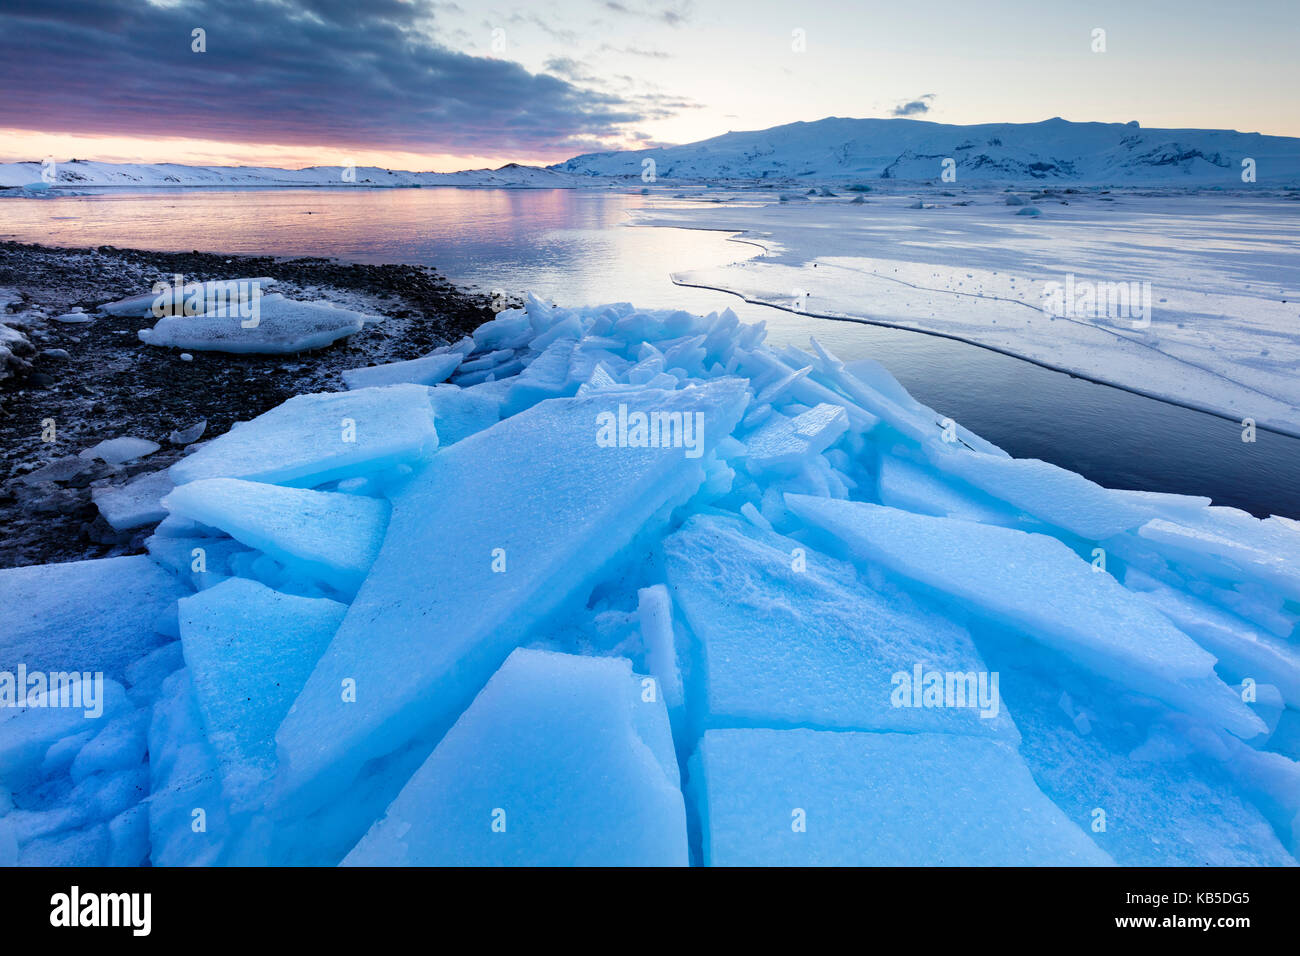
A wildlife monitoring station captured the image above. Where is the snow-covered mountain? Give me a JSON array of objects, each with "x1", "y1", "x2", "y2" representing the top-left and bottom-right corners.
[
  {"x1": 551, "y1": 116, "x2": 1300, "y2": 183},
  {"x1": 0, "y1": 159, "x2": 583, "y2": 190},
  {"x1": 5, "y1": 117, "x2": 1298, "y2": 190}
]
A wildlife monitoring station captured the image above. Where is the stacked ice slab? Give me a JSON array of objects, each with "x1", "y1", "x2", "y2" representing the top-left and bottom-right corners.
[{"x1": 2, "y1": 290, "x2": 1298, "y2": 867}]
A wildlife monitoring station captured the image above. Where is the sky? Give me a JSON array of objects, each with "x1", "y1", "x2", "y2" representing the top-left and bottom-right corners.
[{"x1": 0, "y1": 0, "x2": 1296, "y2": 171}]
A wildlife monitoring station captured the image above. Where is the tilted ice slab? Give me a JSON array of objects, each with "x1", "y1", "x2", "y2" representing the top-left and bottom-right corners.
[
  {"x1": 342, "y1": 352, "x2": 462, "y2": 390},
  {"x1": 178, "y1": 578, "x2": 345, "y2": 809},
  {"x1": 345, "y1": 649, "x2": 687, "y2": 866},
  {"x1": 274, "y1": 379, "x2": 750, "y2": 814},
  {"x1": 99, "y1": 278, "x2": 276, "y2": 317},
  {"x1": 1138, "y1": 514, "x2": 1300, "y2": 605},
  {"x1": 922, "y1": 444, "x2": 1156, "y2": 541},
  {"x1": 0, "y1": 555, "x2": 183, "y2": 683},
  {"x1": 1132, "y1": 582, "x2": 1300, "y2": 708},
  {"x1": 138, "y1": 294, "x2": 365, "y2": 354},
  {"x1": 877, "y1": 453, "x2": 1018, "y2": 525},
  {"x1": 170, "y1": 384, "x2": 438, "y2": 486},
  {"x1": 163, "y1": 478, "x2": 389, "y2": 597},
  {"x1": 662, "y1": 514, "x2": 1017, "y2": 738},
  {"x1": 691, "y1": 728, "x2": 1111, "y2": 866},
  {"x1": 786, "y1": 496, "x2": 1264, "y2": 739},
  {"x1": 741, "y1": 403, "x2": 849, "y2": 477}
]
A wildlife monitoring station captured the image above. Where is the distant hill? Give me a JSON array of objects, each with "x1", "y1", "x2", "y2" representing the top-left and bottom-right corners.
[
  {"x1": 550, "y1": 116, "x2": 1300, "y2": 183},
  {"x1": 0, "y1": 160, "x2": 582, "y2": 190},
  {"x1": 6, "y1": 117, "x2": 1298, "y2": 189}
]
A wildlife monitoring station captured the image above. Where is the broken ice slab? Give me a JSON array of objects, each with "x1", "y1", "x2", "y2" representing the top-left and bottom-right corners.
[
  {"x1": 99, "y1": 278, "x2": 277, "y2": 317},
  {"x1": 637, "y1": 585, "x2": 684, "y2": 716},
  {"x1": 1138, "y1": 512, "x2": 1300, "y2": 604},
  {"x1": 741, "y1": 402, "x2": 849, "y2": 477},
  {"x1": 163, "y1": 478, "x2": 389, "y2": 597},
  {"x1": 786, "y1": 495, "x2": 1264, "y2": 739},
  {"x1": 922, "y1": 443, "x2": 1156, "y2": 540},
  {"x1": 343, "y1": 649, "x2": 687, "y2": 866},
  {"x1": 169, "y1": 384, "x2": 438, "y2": 487},
  {"x1": 138, "y1": 294, "x2": 364, "y2": 354},
  {"x1": 0, "y1": 555, "x2": 184, "y2": 684},
  {"x1": 274, "y1": 379, "x2": 750, "y2": 816},
  {"x1": 662, "y1": 514, "x2": 1017, "y2": 738},
  {"x1": 341, "y1": 351, "x2": 462, "y2": 390},
  {"x1": 1134, "y1": 582, "x2": 1300, "y2": 708},
  {"x1": 500, "y1": 338, "x2": 581, "y2": 418},
  {"x1": 691, "y1": 728, "x2": 1111, "y2": 866},
  {"x1": 178, "y1": 578, "x2": 346, "y2": 809},
  {"x1": 91, "y1": 469, "x2": 173, "y2": 532},
  {"x1": 0, "y1": 677, "x2": 130, "y2": 793},
  {"x1": 877, "y1": 453, "x2": 1018, "y2": 525}
]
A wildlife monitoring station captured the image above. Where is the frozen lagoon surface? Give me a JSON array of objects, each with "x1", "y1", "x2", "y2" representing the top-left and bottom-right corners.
[
  {"x1": 5, "y1": 184, "x2": 1298, "y2": 518},
  {"x1": 2, "y1": 291, "x2": 1299, "y2": 867},
  {"x1": 633, "y1": 190, "x2": 1300, "y2": 436}
]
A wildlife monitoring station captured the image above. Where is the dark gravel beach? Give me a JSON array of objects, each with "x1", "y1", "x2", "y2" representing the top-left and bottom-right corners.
[{"x1": 0, "y1": 241, "x2": 510, "y2": 568}]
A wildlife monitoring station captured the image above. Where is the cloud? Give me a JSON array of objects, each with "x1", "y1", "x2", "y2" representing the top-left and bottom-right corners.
[
  {"x1": 891, "y1": 94, "x2": 937, "y2": 117},
  {"x1": 0, "y1": 0, "x2": 654, "y2": 160},
  {"x1": 601, "y1": 1, "x2": 693, "y2": 27}
]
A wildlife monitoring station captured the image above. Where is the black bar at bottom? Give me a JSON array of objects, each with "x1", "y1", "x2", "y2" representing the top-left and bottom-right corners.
[{"x1": 0, "y1": 866, "x2": 1289, "y2": 941}]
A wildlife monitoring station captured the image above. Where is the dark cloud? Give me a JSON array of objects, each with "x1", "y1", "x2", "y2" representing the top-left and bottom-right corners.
[
  {"x1": 892, "y1": 94, "x2": 937, "y2": 117},
  {"x1": 0, "y1": 0, "x2": 651, "y2": 159}
]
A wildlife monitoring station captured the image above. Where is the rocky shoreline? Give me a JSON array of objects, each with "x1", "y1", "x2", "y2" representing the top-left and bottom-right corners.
[{"x1": 0, "y1": 241, "x2": 509, "y2": 568}]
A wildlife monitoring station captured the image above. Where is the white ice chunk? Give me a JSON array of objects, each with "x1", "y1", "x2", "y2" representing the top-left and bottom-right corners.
[
  {"x1": 170, "y1": 384, "x2": 437, "y2": 486},
  {"x1": 79, "y1": 436, "x2": 159, "y2": 464},
  {"x1": 138, "y1": 295, "x2": 364, "y2": 354},
  {"x1": 344, "y1": 649, "x2": 687, "y2": 866},
  {"x1": 99, "y1": 278, "x2": 276, "y2": 317},
  {"x1": 692, "y1": 728, "x2": 1111, "y2": 866}
]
